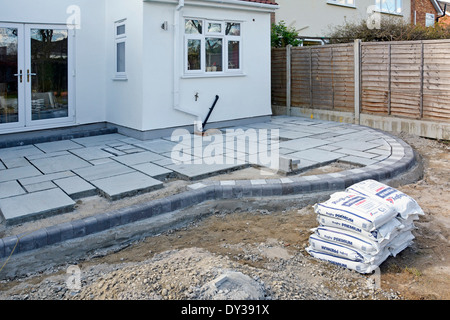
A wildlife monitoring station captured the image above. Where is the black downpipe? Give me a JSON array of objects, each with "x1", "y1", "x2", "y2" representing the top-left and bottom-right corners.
[
  {"x1": 437, "y1": 4, "x2": 447, "y2": 22},
  {"x1": 202, "y1": 95, "x2": 219, "y2": 132}
]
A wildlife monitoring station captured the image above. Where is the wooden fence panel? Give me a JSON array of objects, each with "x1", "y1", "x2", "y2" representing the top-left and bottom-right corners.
[
  {"x1": 272, "y1": 40, "x2": 450, "y2": 123},
  {"x1": 271, "y1": 48, "x2": 287, "y2": 107},
  {"x1": 288, "y1": 44, "x2": 354, "y2": 112}
]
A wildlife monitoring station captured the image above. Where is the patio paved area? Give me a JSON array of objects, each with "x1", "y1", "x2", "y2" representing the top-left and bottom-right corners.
[{"x1": 0, "y1": 116, "x2": 414, "y2": 227}]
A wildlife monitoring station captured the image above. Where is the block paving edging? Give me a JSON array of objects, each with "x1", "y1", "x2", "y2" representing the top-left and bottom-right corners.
[{"x1": 0, "y1": 131, "x2": 417, "y2": 260}]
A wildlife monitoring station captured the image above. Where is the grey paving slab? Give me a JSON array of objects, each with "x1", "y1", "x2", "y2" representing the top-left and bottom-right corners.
[
  {"x1": 133, "y1": 139, "x2": 179, "y2": 154},
  {"x1": 165, "y1": 161, "x2": 245, "y2": 180},
  {"x1": 131, "y1": 163, "x2": 173, "y2": 179},
  {"x1": 287, "y1": 149, "x2": 343, "y2": 163},
  {"x1": 90, "y1": 171, "x2": 163, "y2": 200},
  {"x1": 0, "y1": 165, "x2": 42, "y2": 183},
  {"x1": 122, "y1": 147, "x2": 147, "y2": 154},
  {"x1": 35, "y1": 140, "x2": 84, "y2": 153},
  {"x1": 73, "y1": 161, "x2": 134, "y2": 181},
  {"x1": 0, "y1": 181, "x2": 25, "y2": 199},
  {"x1": 25, "y1": 150, "x2": 70, "y2": 161},
  {"x1": 331, "y1": 139, "x2": 383, "y2": 151},
  {"x1": 279, "y1": 137, "x2": 330, "y2": 151},
  {"x1": 30, "y1": 154, "x2": 92, "y2": 174},
  {"x1": 333, "y1": 148, "x2": 380, "y2": 159},
  {"x1": 69, "y1": 147, "x2": 114, "y2": 161},
  {"x1": 23, "y1": 181, "x2": 57, "y2": 193},
  {"x1": 340, "y1": 155, "x2": 379, "y2": 166},
  {"x1": 113, "y1": 151, "x2": 165, "y2": 166},
  {"x1": 0, "y1": 145, "x2": 44, "y2": 159},
  {"x1": 89, "y1": 158, "x2": 116, "y2": 165},
  {"x1": 0, "y1": 189, "x2": 75, "y2": 225},
  {"x1": 2, "y1": 157, "x2": 30, "y2": 169},
  {"x1": 0, "y1": 161, "x2": 5, "y2": 170},
  {"x1": 54, "y1": 176, "x2": 97, "y2": 199},
  {"x1": 71, "y1": 133, "x2": 126, "y2": 147},
  {"x1": 19, "y1": 171, "x2": 74, "y2": 186},
  {"x1": 101, "y1": 147, "x2": 126, "y2": 157}
]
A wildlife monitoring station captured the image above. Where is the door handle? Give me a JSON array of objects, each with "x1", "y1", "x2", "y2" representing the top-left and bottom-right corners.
[
  {"x1": 14, "y1": 70, "x2": 23, "y2": 83},
  {"x1": 27, "y1": 69, "x2": 37, "y2": 82}
]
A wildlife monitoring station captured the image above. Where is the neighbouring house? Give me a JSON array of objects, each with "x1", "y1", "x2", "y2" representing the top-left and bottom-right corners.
[
  {"x1": 0, "y1": 0, "x2": 278, "y2": 140},
  {"x1": 274, "y1": 0, "x2": 412, "y2": 43},
  {"x1": 411, "y1": 0, "x2": 445, "y2": 26}
]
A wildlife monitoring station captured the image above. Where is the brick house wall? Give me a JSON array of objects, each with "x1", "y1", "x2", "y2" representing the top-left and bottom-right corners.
[{"x1": 411, "y1": 0, "x2": 442, "y2": 26}]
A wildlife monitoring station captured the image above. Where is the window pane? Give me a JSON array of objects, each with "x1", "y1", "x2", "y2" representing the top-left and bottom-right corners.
[
  {"x1": 117, "y1": 24, "x2": 125, "y2": 36},
  {"x1": 228, "y1": 40, "x2": 240, "y2": 70},
  {"x1": 185, "y1": 20, "x2": 202, "y2": 34},
  {"x1": 187, "y1": 39, "x2": 201, "y2": 70},
  {"x1": 30, "y1": 29, "x2": 69, "y2": 121},
  {"x1": 208, "y1": 22, "x2": 222, "y2": 33},
  {"x1": 226, "y1": 23, "x2": 240, "y2": 36},
  {"x1": 205, "y1": 38, "x2": 222, "y2": 72},
  {"x1": 117, "y1": 41, "x2": 125, "y2": 73},
  {"x1": 0, "y1": 27, "x2": 19, "y2": 124}
]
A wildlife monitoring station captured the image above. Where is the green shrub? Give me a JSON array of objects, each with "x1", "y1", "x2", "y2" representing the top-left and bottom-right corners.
[{"x1": 271, "y1": 21, "x2": 301, "y2": 47}]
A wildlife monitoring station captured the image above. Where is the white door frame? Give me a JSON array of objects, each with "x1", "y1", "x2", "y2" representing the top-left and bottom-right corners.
[
  {"x1": 0, "y1": 23, "x2": 25, "y2": 131},
  {"x1": 0, "y1": 22, "x2": 75, "y2": 133}
]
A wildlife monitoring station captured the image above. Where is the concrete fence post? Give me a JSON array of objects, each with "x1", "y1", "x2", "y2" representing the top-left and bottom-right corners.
[
  {"x1": 286, "y1": 44, "x2": 292, "y2": 116},
  {"x1": 354, "y1": 39, "x2": 362, "y2": 125}
]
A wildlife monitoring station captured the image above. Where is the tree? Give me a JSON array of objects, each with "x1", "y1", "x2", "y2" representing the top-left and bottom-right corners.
[{"x1": 271, "y1": 21, "x2": 301, "y2": 48}]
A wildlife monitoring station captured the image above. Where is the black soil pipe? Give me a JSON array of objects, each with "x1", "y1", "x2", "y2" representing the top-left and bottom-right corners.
[{"x1": 202, "y1": 95, "x2": 219, "y2": 132}]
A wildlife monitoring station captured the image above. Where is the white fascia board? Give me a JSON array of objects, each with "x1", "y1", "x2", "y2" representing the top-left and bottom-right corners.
[{"x1": 144, "y1": 0, "x2": 279, "y2": 12}]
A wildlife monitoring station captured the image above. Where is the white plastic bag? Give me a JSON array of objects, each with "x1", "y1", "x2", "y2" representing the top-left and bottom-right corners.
[
  {"x1": 313, "y1": 192, "x2": 398, "y2": 232},
  {"x1": 317, "y1": 214, "x2": 402, "y2": 243},
  {"x1": 309, "y1": 233, "x2": 389, "y2": 263},
  {"x1": 306, "y1": 247, "x2": 390, "y2": 274},
  {"x1": 385, "y1": 230, "x2": 415, "y2": 257},
  {"x1": 346, "y1": 180, "x2": 424, "y2": 219},
  {"x1": 313, "y1": 226, "x2": 383, "y2": 255}
]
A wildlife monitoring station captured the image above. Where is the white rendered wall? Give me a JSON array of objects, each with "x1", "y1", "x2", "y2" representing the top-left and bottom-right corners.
[
  {"x1": 104, "y1": 0, "x2": 145, "y2": 131},
  {"x1": 141, "y1": 1, "x2": 274, "y2": 131},
  {"x1": 0, "y1": 0, "x2": 107, "y2": 128}
]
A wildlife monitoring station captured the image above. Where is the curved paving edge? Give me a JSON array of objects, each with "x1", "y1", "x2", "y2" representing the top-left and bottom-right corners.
[{"x1": 0, "y1": 131, "x2": 418, "y2": 260}]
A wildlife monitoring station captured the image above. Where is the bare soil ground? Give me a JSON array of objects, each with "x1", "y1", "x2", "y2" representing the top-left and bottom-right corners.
[{"x1": 0, "y1": 132, "x2": 448, "y2": 300}]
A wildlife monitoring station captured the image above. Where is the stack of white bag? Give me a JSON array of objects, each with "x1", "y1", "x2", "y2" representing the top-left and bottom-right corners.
[{"x1": 306, "y1": 179, "x2": 424, "y2": 274}]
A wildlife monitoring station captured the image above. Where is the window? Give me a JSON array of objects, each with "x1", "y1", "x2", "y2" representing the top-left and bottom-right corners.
[
  {"x1": 426, "y1": 13, "x2": 435, "y2": 27},
  {"x1": 184, "y1": 19, "x2": 242, "y2": 75},
  {"x1": 375, "y1": 0, "x2": 402, "y2": 14},
  {"x1": 114, "y1": 19, "x2": 127, "y2": 79},
  {"x1": 327, "y1": 0, "x2": 356, "y2": 7}
]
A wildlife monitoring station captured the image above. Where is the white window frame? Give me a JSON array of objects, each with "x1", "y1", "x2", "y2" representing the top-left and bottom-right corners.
[
  {"x1": 184, "y1": 18, "x2": 243, "y2": 77},
  {"x1": 327, "y1": 0, "x2": 356, "y2": 8},
  {"x1": 114, "y1": 19, "x2": 127, "y2": 80},
  {"x1": 375, "y1": 0, "x2": 403, "y2": 15}
]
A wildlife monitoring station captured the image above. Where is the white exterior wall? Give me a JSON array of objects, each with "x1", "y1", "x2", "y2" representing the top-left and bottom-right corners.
[
  {"x1": 105, "y1": 0, "x2": 145, "y2": 131},
  {"x1": 1, "y1": 0, "x2": 275, "y2": 134},
  {"x1": 0, "y1": 0, "x2": 107, "y2": 127},
  {"x1": 142, "y1": 1, "x2": 274, "y2": 131},
  {"x1": 276, "y1": 0, "x2": 411, "y2": 38}
]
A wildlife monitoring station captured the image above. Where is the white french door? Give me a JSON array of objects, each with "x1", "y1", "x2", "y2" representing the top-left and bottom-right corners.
[{"x1": 0, "y1": 23, "x2": 74, "y2": 132}]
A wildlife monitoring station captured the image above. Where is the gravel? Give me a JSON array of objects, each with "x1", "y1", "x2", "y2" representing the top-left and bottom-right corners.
[{"x1": 0, "y1": 244, "x2": 401, "y2": 300}]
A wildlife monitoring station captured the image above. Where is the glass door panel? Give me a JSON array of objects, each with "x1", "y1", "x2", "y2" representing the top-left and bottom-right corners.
[
  {"x1": 28, "y1": 28, "x2": 69, "y2": 122},
  {"x1": 0, "y1": 26, "x2": 22, "y2": 126}
]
